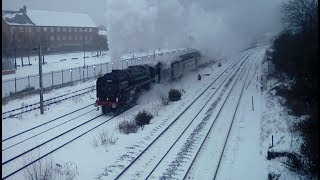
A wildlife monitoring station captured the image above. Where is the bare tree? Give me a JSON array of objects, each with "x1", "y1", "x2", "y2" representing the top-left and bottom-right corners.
[{"x1": 281, "y1": 0, "x2": 318, "y2": 33}]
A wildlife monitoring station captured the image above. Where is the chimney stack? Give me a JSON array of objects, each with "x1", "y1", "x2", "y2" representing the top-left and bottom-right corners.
[{"x1": 23, "y1": 5, "x2": 26, "y2": 12}]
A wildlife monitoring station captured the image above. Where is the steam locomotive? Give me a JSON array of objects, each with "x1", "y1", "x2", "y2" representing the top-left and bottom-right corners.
[{"x1": 95, "y1": 50, "x2": 201, "y2": 114}]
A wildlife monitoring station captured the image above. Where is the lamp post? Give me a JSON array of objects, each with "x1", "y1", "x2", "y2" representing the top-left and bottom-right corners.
[
  {"x1": 32, "y1": 45, "x2": 44, "y2": 114},
  {"x1": 121, "y1": 60, "x2": 123, "y2": 69},
  {"x1": 129, "y1": 51, "x2": 134, "y2": 66},
  {"x1": 12, "y1": 29, "x2": 17, "y2": 69},
  {"x1": 82, "y1": 28, "x2": 86, "y2": 68}
]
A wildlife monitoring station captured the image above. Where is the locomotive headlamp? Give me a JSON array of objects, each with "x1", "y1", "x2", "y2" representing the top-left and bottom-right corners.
[{"x1": 112, "y1": 103, "x2": 116, "y2": 108}]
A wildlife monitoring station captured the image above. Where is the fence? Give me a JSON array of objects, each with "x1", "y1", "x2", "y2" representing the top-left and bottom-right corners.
[{"x1": 2, "y1": 49, "x2": 195, "y2": 98}]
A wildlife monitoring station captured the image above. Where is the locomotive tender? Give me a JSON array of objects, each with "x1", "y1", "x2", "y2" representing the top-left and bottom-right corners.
[{"x1": 95, "y1": 50, "x2": 201, "y2": 114}]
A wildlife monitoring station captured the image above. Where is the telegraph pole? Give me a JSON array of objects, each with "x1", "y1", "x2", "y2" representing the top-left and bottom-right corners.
[
  {"x1": 12, "y1": 30, "x2": 17, "y2": 69},
  {"x1": 38, "y1": 44, "x2": 44, "y2": 114},
  {"x1": 132, "y1": 51, "x2": 134, "y2": 65},
  {"x1": 83, "y1": 28, "x2": 86, "y2": 67}
]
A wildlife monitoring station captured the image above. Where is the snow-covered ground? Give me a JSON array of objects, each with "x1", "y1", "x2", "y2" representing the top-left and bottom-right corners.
[
  {"x1": 2, "y1": 48, "x2": 189, "y2": 81},
  {"x1": 3, "y1": 45, "x2": 310, "y2": 180},
  {"x1": 259, "y1": 63, "x2": 314, "y2": 179},
  {"x1": 2, "y1": 51, "x2": 110, "y2": 81}
]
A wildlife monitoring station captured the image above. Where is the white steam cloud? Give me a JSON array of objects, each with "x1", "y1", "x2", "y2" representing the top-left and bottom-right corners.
[{"x1": 104, "y1": 0, "x2": 283, "y2": 61}]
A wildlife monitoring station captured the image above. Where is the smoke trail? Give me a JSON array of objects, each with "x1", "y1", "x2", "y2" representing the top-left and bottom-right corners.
[{"x1": 104, "y1": 0, "x2": 283, "y2": 61}]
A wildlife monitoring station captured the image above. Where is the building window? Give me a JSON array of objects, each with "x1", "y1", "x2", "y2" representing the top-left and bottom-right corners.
[
  {"x1": 20, "y1": 27, "x2": 24, "y2": 32},
  {"x1": 11, "y1": 27, "x2": 15, "y2": 33},
  {"x1": 43, "y1": 27, "x2": 47, "y2": 32},
  {"x1": 69, "y1": 27, "x2": 72, "y2": 32},
  {"x1": 57, "y1": 35, "x2": 60, "y2": 41},
  {"x1": 79, "y1": 36, "x2": 82, "y2": 40},
  {"x1": 51, "y1": 27, "x2": 54, "y2": 33},
  {"x1": 85, "y1": 35, "x2": 88, "y2": 40},
  {"x1": 89, "y1": 28, "x2": 92, "y2": 32},
  {"x1": 74, "y1": 36, "x2": 77, "y2": 40},
  {"x1": 57, "y1": 27, "x2": 60, "y2": 32},
  {"x1": 82, "y1": 28, "x2": 86, "y2": 32},
  {"x1": 69, "y1": 35, "x2": 72, "y2": 40},
  {"x1": 50, "y1": 35, "x2": 54, "y2": 41},
  {"x1": 28, "y1": 27, "x2": 32, "y2": 32},
  {"x1": 63, "y1": 35, "x2": 66, "y2": 40},
  {"x1": 36, "y1": 27, "x2": 40, "y2": 32},
  {"x1": 79, "y1": 28, "x2": 82, "y2": 32},
  {"x1": 63, "y1": 27, "x2": 66, "y2": 32},
  {"x1": 74, "y1": 28, "x2": 77, "y2": 32}
]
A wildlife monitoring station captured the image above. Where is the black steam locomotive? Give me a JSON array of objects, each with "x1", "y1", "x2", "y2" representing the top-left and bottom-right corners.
[{"x1": 95, "y1": 50, "x2": 201, "y2": 114}]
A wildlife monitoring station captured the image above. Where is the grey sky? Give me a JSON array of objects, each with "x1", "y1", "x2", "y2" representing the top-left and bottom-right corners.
[{"x1": 3, "y1": 0, "x2": 285, "y2": 61}]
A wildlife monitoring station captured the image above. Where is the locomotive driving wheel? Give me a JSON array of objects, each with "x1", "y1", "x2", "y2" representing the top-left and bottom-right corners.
[{"x1": 102, "y1": 105, "x2": 109, "y2": 114}]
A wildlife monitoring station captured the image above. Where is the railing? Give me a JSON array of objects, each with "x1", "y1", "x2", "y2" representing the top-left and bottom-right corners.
[{"x1": 2, "y1": 49, "x2": 195, "y2": 98}]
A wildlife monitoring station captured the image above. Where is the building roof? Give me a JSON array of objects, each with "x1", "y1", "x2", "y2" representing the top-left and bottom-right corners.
[
  {"x1": 2, "y1": 10, "x2": 35, "y2": 26},
  {"x1": 26, "y1": 10, "x2": 97, "y2": 28}
]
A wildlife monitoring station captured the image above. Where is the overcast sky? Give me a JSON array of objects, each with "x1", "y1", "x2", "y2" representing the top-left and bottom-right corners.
[{"x1": 3, "y1": 0, "x2": 285, "y2": 61}]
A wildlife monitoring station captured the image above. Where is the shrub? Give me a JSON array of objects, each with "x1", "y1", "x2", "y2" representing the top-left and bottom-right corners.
[
  {"x1": 135, "y1": 110, "x2": 153, "y2": 127},
  {"x1": 24, "y1": 158, "x2": 55, "y2": 180},
  {"x1": 94, "y1": 130, "x2": 118, "y2": 147},
  {"x1": 118, "y1": 121, "x2": 138, "y2": 134},
  {"x1": 168, "y1": 89, "x2": 182, "y2": 101},
  {"x1": 160, "y1": 96, "x2": 170, "y2": 106},
  {"x1": 23, "y1": 158, "x2": 79, "y2": 180}
]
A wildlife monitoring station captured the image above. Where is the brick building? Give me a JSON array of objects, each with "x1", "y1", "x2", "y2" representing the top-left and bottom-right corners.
[{"x1": 2, "y1": 5, "x2": 102, "y2": 56}]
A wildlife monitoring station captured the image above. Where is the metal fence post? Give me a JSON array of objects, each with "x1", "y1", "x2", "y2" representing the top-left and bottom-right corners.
[
  {"x1": 28, "y1": 75, "x2": 30, "y2": 88},
  {"x1": 94, "y1": 66, "x2": 96, "y2": 77},
  {"x1": 79, "y1": 66, "x2": 81, "y2": 80},
  {"x1": 106, "y1": 63, "x2": 108, "y2": 73},
  {"x1": 252, "y1": 96, "x2": 254, "y2": 111},
  {"x1": 87, "y1": 65, "x2": 88, "y2": 78},
  {"x1": 52, "y1": 71, "x2": 54, "y2": 86},
  {"x1": 71, "y1": 69, "x2": 73, "y2": 83},
  {"x1": 83, "y1": 68, "x2": 85, "y2": 82},
  {"x1": 14, "y1": 77, "x2": 17, "y2": 93},
  {"x1": 62, "y1": 69, "x2": 64, "y2": 84}
]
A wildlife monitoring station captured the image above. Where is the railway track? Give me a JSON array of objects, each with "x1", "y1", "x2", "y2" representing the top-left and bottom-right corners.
[
  {"x1": 2, "y1": 103, "x2": 134, "y2": 179},
  {"x1": 153, "y1": 58, "x2": 253, "y2": 180},
  {"x1": 2, "y1": 106, "x2": 98, "y2": 151},
  {"x1": 181, "y1": 49, "x2": 260, "y2": 180},
  {"x1": 2, "y1": 47, "x2": 263, "y2": 179},
  {"x1": 106, "y1": 50, "x2": 253, "y2": 179},
  {"x1": 2, "y1": 85, "x2": 95, "y2": 120}
]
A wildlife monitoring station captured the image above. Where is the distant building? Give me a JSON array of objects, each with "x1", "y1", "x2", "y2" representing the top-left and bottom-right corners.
[
  {"x1": 2, "y1": 5, "x2": 104, "y2": 56},
  {"x1": 1, "y1": 7, "x2": 33, "y2": 74},
  {"x1": 98, "y1": 29, "x2": 108, "y2": 51}
]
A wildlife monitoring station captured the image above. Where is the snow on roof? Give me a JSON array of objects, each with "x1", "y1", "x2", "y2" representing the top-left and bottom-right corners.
[
  {"x1": 2, "y1": 10, "x2": 35, "y2": 26},
  {"x1": 26, "y1": 10, "x2": 97, "y2": 28},
  {"x1": 98, "y1": 30, "x2": 107, "y2": 36}
]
